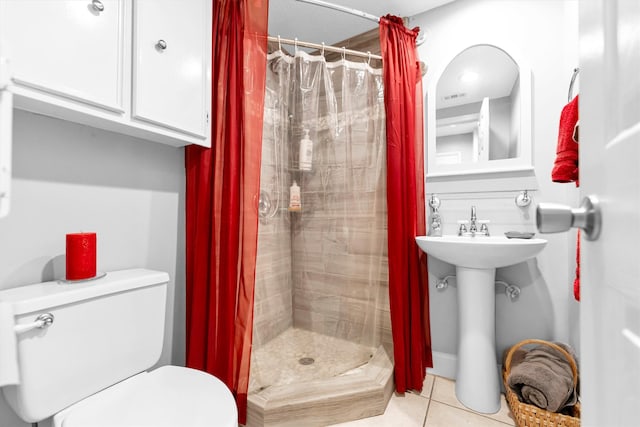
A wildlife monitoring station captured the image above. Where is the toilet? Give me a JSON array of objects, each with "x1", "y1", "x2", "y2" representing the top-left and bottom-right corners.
[{"x1": 0, "y1": 269, "x2": 237, "y2": 427}]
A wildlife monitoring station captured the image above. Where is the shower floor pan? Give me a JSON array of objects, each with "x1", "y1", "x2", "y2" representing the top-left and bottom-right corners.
[{"x1": 246, "y1": 328, "x2": 394, "y2": 427}]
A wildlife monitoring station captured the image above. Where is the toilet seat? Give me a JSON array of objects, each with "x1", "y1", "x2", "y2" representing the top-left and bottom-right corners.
[{"x1": 53, "y1": 365, "x2": 237, "y2": 427}]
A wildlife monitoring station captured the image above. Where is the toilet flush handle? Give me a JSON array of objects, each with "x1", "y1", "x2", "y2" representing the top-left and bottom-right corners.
[{"x1": 14, "y1": 313, "x2": 54, "y2": 334}]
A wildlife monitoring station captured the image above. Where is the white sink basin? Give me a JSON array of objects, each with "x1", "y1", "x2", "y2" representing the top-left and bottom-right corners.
[
  {"x1": 415, "y1": 234, "x2": 547, "y2": 414},
  {"x1": 415, "y1": 235, "x2": 547, "y2": 269}
]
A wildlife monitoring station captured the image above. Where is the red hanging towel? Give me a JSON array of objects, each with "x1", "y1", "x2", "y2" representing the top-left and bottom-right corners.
[
  {"x1": 551, "y1": 95, "x2": 579, "y2": 186},
  {"x1": 552, "y1": 95, "x2": 580, "y2": 301}
]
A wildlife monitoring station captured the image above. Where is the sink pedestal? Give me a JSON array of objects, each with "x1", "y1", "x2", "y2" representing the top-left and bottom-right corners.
[
  {"x1": 414, "y1": 235, "x2": 548, "y2": 414},
  {"x1": 455, "y1": 266, "x2": 501, "y2": 414}
]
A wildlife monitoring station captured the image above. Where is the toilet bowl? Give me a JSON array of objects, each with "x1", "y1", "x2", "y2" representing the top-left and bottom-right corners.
[{"x1": 0, "y1": 269, "x2": 237, "y2": 426}]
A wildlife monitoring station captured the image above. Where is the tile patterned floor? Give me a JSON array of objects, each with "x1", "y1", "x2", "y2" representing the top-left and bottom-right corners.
[
  {"x1": 249, "y1": 328, "x2": 376, "y2": 393},
  {"x1": 328, "y1": 375, "x2": 517, "y2": 427}
]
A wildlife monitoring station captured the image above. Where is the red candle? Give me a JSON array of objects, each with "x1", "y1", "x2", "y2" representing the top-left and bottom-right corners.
[{"x1": 66, "y1": 233, "x2": 97, "y2": 280}]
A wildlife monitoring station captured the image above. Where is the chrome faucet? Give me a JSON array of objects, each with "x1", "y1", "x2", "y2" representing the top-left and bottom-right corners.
[
  {"x1": 469, "y1": 206, "x2": 478, "y2": 234},
  {"x1": 459, "y1": 206, "x2": 490, "y2": 236}
]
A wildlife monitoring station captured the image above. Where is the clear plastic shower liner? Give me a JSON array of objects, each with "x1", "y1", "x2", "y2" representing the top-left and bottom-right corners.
[{"x1": 251, "y1": 50, "x2": 390, "y2": 392}]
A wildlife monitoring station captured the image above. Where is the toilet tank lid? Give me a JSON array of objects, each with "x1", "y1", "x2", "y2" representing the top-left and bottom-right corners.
[{"x1": 0, "y1": 269, "x2": 169, "y2": 315}]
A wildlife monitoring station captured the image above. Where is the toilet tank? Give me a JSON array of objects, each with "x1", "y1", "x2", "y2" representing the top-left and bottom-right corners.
[{"x1": 0, "y1": 269, "x2": 169, "y2": 423}]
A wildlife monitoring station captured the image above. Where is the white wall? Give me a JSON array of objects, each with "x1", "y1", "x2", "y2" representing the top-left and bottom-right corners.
[
  {"x1": 0, "y1": 110, "x2": 186, "y2": 427},
  {"x1": 411, "y1": 0, "x2": 580, "y2": 376}
]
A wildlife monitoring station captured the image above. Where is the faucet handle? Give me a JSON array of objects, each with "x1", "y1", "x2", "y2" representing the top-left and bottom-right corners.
[
  {"x1": 478, "y1": 220, "x2": 490, "y2": 235},
  {"x1": 457, "y1": 220, "x2": 469, "y2": 236}
]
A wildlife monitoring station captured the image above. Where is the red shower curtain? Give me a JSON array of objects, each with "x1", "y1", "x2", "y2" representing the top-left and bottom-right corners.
[
  {"x1": 184, "y1": 0, "x2": 268, "y2": 423},
  {"x1": 379, "y1": 15, "x2": 433, "y2": 393}
]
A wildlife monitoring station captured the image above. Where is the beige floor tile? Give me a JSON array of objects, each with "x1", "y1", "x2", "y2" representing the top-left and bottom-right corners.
[
  {"x1": 430, "y1": 376, "x2": 464, "y2": 409},
  {"x1": 491, "y1": 394, "x2": 517, "y2": 425},
  {"x1": 425, "y1": 400, "x2": 513, "y2": 427},
  {"x1": 419, "y1": 374, "x2": 436, "y2": 399},
  {"x1": 328, "y1": 392, "x2": 429, "y2": 427},
  {"x1": 431, "y1": 377, "x2": 516, "y2": 426}
]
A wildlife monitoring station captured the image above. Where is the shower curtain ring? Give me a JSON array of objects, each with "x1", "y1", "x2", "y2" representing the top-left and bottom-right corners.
[
  {"x1": 294, "y1": 37, "x2": 298, "y2": 53},
  {"x1": 367, "y1": 51, "x2": 371, "y2": 65},
  {"x1": 321, "y1": 42, "x2": 325, "y2": 56},
  {"x1": 277, "y1": 35, "x2": 281, "y2": 51},
  {"x1": 342, "y1": 47, "x2": 346, "y2": 60}
]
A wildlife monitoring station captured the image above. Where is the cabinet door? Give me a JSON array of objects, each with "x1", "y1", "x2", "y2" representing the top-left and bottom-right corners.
[
  {"x1": 132, "y1": 0, "x2": 208, "y2": 137},
  {"x1": 0, "y1": 0, "x2": 125, "y2": 111}
]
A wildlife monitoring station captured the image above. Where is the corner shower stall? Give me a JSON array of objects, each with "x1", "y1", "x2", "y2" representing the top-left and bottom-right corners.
[{"x1": 246, "y1": 49, "x2": 394, "y2": 426}]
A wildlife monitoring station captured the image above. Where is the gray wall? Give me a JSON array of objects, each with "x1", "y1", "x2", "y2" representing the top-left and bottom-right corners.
[{"x1": 0, "y1": 110, "x2": 186, "y2": 427}]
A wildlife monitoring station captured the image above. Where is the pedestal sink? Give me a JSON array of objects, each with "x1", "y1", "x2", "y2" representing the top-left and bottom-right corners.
[{"x1": 415, "y1": 235, "x2": 547, "y2": 413}]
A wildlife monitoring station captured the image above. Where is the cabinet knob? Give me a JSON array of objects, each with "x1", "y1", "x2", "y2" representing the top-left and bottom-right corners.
[
  {"x1": 91, "y1": 0, "x2": 104, "y2": 12},
  {"x1": 156, "y1": 40, "x2": 168, "y2": 50}
]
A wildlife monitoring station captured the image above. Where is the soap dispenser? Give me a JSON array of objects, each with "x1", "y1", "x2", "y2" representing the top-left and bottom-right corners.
[
  {"x1": 288, "y1": 181, "x2": 301, "y2": 212},
  {"x1": 299, "y1": 129, "x2": 313, "y2": 171}
]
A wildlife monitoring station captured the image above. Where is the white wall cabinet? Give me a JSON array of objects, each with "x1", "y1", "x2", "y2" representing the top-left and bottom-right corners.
[
  {"x1": 133, "y1": 0, "x2": 208, "y2": 138},
  {"x1": 0, "y1": 0, "x2": 211, "y2": 147},
  {"x1": 0, "y1": 0, "x2": 125, "y2": 112}
]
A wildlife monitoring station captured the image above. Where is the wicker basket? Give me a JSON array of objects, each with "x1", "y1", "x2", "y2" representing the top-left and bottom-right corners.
[{"x1": 503, "y1": 339, "x2": 581, "y2": 427}]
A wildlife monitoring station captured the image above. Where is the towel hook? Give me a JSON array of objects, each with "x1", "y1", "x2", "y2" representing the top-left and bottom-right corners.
[
  {"x1": 568, "y1": 67, "x2": 579, "y2": 102},
  {"x1": 515, "y1": 190, "x2": 531, "y2": 207}
]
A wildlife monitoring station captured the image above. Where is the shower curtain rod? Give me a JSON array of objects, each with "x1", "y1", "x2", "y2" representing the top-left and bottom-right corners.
[
  {"x1": 267, "y1": 35, "x2": 383, "y2": 61},
  {"x1": 295, "y1": 0, "x2": 379, "y2": 23}
]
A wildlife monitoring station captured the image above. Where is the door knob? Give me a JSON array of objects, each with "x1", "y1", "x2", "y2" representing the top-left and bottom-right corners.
[{"x1": 536, "y1": 195, "x2": 602, "y2": 241}]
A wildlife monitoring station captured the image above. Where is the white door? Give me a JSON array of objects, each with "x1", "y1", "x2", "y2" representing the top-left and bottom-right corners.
[{"x1": 580, "y1": 1, "x2": 640, "y2": 425}]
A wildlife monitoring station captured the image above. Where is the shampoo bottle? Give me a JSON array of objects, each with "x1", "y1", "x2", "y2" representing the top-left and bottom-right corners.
[
  {"x1": 299, "y1": 129, "x2": 313, "y2": 171},
  {"x1": 288, "y1": 181, "x2": 301, "y2": 211}
]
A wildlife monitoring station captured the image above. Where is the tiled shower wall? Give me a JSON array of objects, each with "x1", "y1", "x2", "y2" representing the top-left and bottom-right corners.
[{"x1": 291, "y1": 182, "x2": 393, "y2": 351}]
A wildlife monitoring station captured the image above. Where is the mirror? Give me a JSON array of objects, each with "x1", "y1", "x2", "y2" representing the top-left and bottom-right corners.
[{"x1": 427, "y1": 44, "x2": 532, "y2": 177}]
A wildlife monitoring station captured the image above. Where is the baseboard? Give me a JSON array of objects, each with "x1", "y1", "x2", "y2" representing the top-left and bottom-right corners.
[
  {"x1": 427, "y1": 351, "x2": 507, "y2": 392},
  {"x1": 427, "y1": 351, "x2": 457, "y2": 379}
]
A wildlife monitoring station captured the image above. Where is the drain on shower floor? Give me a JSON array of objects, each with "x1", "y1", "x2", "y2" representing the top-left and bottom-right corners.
[{"x1": 298, "y1": 357, "x2": 315, "y2": 365}]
